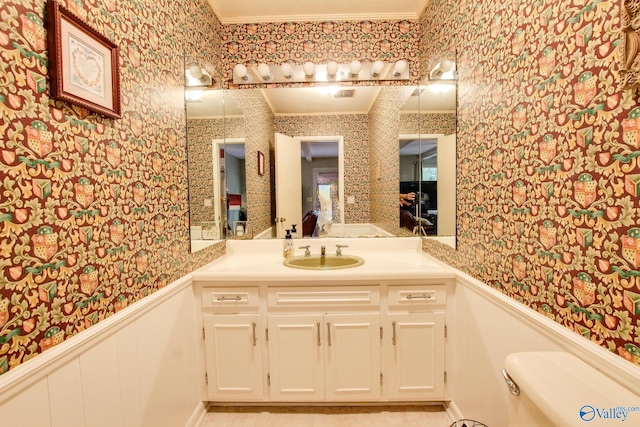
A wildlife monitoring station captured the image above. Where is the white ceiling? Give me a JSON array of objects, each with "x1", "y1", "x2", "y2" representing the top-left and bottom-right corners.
[
  {"x1": 186, "y1": 85, "x2": 455, "y2": 118},
  {"x1": 206, "y1": 0, "x2": 430, "y2": 24},
  {"x1": 262, "y1": 87, "x2": 382, "y2": 115}
]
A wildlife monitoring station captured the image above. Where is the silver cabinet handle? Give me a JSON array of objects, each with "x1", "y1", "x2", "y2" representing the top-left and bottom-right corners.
[
  {"x1": 252, "y1": 322, "x2": 257, "y2": 347},
  {"x1": 392, "y1": 321, "x2": 397, "y2": 345},
  {"x1": 216, "y1": 296, "x2": 241, "y2": 302},
  {"x1": 406, "y1": 294, "x2": 432, "y2": 300},
  {"x1": 327, "y1": 322, "x2": 332, "y2": 347},
  {"x1": 317, "y1": 322, "x2": 321, "y2": 346}
]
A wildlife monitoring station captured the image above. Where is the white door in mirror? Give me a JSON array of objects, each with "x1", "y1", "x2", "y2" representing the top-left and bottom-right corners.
[{"x1": 275, "y1": 133, "x2": 302, "y2": 238}]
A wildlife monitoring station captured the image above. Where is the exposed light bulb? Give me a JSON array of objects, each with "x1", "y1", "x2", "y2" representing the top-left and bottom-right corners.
[
  {"x1": 371, "y1": 60, "x2": 384, "y2": 78},
  {"x1": 303, "y1": 61, "x2": 316, "y2": 77},
  {"x1": 189, "y1": 63, "x2": 203, "y2": 80},
  {"x1": 326, "y1": 61, "x2": 339, "y2": 77},
  {"x1": 281, "y1": 63, "x2": 293, "y2": 79},
  {"x1": 349, "y1": 60, "x2": 361, "y2": 78},
  {"x1": 430, "y1": 60, "x2": 456, "y2": 80},
  {"x1": 393, "y1": 59, "x2": 408, "y2": 77},
  {"x1": 233, "y1": 64, "x2": 248, "y2": 81},
  {"x1": 257, "y1": 63, "x2": 271, "y2": 80},
  {"x1": 439, "y1": 59, "x2": 454, "y2": 73}
]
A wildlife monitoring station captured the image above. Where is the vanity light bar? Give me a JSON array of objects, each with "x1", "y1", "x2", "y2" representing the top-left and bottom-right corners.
[{"x1": 232, "y1": 60, "x2": 410, "y2": 85}]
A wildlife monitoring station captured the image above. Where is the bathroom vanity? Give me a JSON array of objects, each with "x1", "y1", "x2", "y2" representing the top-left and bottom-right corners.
[{"x1": 191, "y1": 237, "x2": 456, "y2": 403}]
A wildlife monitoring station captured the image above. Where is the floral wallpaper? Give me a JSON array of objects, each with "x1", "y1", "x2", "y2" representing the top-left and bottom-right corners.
[
  {"x1": 0, "y1": 0, "x2": 225, "y2": 376},
  {"x1": 222, "y1": 20, "x2": 421, "y2": 87},
  {"x1": 400, "y1": 112, "x2": 456, "y2": 137},
  {"x1": 5, "y1": 0, "x2": 635, "y2": 381},
  {"x1": 421, "y1": 0, "x2": 640, "y2": 367}
]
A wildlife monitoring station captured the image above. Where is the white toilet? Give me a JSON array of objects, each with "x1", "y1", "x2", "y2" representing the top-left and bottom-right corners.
[{"x1": 503, "y1": 352, "x2": 639, "y2": 426}]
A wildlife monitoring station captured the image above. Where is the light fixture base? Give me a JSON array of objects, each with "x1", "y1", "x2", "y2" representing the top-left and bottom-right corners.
[{"x1": 232, "y1": 61, "x2": 410, "y2": 85}]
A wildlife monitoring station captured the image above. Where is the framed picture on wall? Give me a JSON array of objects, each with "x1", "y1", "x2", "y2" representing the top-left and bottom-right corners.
[
  {"x1": 257, "y1": 151, "x2": 265, "y2": 175},
  {"x1": 46, "y1": 0, "x2": 121, "y2": 118}
]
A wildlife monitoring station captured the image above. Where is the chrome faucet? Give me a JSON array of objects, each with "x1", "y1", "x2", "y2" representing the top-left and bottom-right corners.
[
  {"x1": 321, "y1": 245, "x2": 326, "y2": 256},
  {"x1": 299, "y1": 245, "x2": 311, "y2": 257},
  {"x1": 335, "y1": 244, "x2": 348, "y2": 256}
]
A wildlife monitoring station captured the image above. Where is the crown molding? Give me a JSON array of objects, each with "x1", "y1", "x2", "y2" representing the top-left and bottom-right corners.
[{"x1": 206, "y1": 0, "x2": 428, "y2": 24}]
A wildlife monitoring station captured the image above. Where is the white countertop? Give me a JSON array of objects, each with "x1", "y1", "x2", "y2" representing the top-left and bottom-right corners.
[{"x1": 192, "y1": 237, "x2": 456, "y2": 283}]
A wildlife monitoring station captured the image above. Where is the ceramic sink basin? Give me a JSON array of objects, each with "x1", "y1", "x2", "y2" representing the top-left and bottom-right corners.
[{"x1": 283, "y1": 255, "x2": 364, "y2": 270}]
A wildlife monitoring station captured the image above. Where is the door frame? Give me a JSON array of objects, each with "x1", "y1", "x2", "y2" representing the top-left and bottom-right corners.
[
  {"x1": 213, "y1": 138, "x2": 245, "y2": 238},
  {"x1": 295, "y1": 135, "x2": 345, "y2": 224}
]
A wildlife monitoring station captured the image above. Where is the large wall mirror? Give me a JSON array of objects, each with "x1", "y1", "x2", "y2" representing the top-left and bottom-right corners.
[
  {"x1": 186, "y1": 82, "x2": 456, "y2": 252},
  {"x1": 399, "y1": 85, "x2": 457, "y2": 248},
  {"x1": 186, "y1": 86, "x2": 245, "y2": 252}
]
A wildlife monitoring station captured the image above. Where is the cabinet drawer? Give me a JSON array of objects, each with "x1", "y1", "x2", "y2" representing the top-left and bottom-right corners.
[
  {"x1": 202, "y1": 287, "x2": 259, "y2": 310},
  {"x1": 388, "y1": 285, "x2": 446, "y2": 310},
  {"x1": 268, "y1": 286, "x2": 379, "y2": 309}
]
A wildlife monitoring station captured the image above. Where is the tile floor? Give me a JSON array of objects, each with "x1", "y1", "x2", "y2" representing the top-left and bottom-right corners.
[{"x1": 199, "y1": 405, "x2": 453, "y2": 427}]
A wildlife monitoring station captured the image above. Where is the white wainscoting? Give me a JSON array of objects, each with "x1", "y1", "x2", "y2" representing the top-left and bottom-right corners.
[
  {"x1": 448, "y1": 272, "x2": 640, "y2": 426},
  {"x1": 0, "y1": 275, "x2": 206, "y2": 427},
  {"x1": 4, "y1": 267, "x2": 640, "y2": 427}
]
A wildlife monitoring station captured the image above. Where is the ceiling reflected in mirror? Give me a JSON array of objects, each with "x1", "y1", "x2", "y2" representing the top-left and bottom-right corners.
[{"x1": 186, "y1": 85, "x2": 455, "y2": 118}]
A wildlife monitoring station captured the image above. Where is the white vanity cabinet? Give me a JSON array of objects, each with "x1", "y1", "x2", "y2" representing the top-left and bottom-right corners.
[
  {"x1": 267, "y1": 286, "x2": 381, "y2": 402},
  {"x1": 201, "y1": 287, "x2": 266, "y2": 401},
  {"x1": 385, "y1": 285, "x2": 447, "y2": 401},
  {"x1": 324, "y1": 313, "x2": 381, "y2": 401},
  {"x1": 268, "y1": 313, "x2": 381, "y2": 402},
  {"x1": 198, "y1": 281, "x2": 449, "y2": 403},
  {"x1": 203, "y1": 314, "x2": 265, "y2": 401},
  {"x1": 267, "y1": 314, "x2": 325, "y2": 401}
]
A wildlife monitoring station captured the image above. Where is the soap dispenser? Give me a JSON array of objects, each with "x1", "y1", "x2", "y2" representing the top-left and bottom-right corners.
[
  {"x1": 291, "y1": 224, "x2": 298, "y2": 239},
  {"x1": 283, "y1": 229, "x2": 294, "y2": 258}
]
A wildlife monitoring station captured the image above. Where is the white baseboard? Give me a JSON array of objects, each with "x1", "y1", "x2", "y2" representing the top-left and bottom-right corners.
[
  {"x1": 185, "y1": 402, "x2": 208, "y2": 427},
  {"x1": 445, "y1": 400, "x2": 463, "y2": 423}
]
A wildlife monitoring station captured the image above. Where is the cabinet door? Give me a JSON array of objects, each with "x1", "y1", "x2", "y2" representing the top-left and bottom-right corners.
[
  {"x1": 325, "y1": 313, "x2": 381, "y2": 401},
  {"x1": 386, "y1": 312, "x2": 445, "y2": 400},
  {"x1": 204, "y1": 314, "x2": 264, "y2": 401},
  {"x1": 268, "y1": 314, "x2": 325, "y2": 401}
]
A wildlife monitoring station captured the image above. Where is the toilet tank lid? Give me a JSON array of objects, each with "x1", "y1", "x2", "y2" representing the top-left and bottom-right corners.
[{"x1": 504, "y1": 352, "x2": 640, "y2": 427}]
